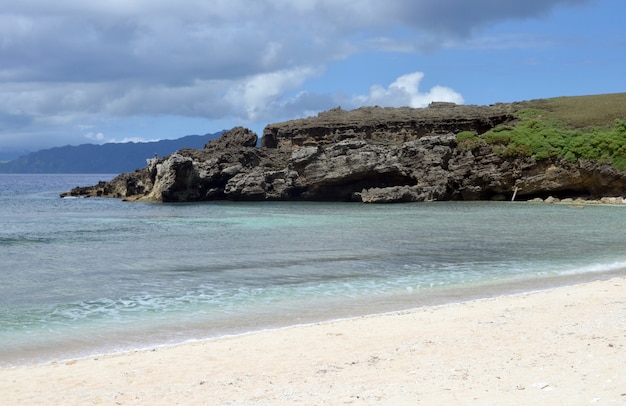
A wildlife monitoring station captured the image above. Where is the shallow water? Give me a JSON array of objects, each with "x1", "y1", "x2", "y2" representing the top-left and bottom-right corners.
[{"x1": 1, "y1": 174, "x2": 625, "y2": 366}]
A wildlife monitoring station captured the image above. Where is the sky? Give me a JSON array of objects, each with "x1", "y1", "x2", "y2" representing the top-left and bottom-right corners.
[{"x1": 1, "y1": 0, "x2": 625, "y2": 158}]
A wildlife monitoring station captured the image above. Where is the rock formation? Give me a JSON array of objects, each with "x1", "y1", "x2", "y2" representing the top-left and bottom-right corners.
[{"x1": 61, "y1": 103, "x2": 626, "y2": 203}]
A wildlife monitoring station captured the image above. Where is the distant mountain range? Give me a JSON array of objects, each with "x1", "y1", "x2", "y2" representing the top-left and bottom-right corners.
[{"x1": 0, "y1": 132, "x2": 223, "y2": 174}]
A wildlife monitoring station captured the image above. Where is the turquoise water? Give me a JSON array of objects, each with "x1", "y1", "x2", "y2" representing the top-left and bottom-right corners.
[{"x1": 1, "y1": 174, "x2": 625, "y2": 366}]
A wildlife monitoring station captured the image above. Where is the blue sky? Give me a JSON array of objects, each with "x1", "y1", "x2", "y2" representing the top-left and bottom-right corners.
[{"x1": 0, "y1": 0, "x2": 624, "y2": 158}]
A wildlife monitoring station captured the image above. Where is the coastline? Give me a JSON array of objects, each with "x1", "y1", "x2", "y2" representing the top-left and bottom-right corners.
[{"x1": 2, "y1": 277, "x2": 625, "y2": 405}]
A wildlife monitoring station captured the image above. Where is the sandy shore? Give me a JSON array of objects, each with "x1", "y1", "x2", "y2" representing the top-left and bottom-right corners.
[{"x1": 1, "y1": 277, "x2": 625, "y2": 405}]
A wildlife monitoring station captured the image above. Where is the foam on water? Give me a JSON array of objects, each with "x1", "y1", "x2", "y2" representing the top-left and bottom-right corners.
[{"x1": 1, "y1": 174, "x2": 626, "y2": 366}]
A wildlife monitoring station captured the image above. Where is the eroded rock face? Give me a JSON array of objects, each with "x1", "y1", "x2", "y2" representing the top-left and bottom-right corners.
[
  {"x1": 61, "y1": 105, "x2": 626, "y2": 203},
  {"x1": 261, "y1": 103, "x2": 516, "y2": 151}
]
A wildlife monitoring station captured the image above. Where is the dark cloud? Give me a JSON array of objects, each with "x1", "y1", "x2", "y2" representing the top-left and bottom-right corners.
[
  {"x1": 0, "y1": 0, "x2": 594, "y2": 150},
  {"x1": 390, "y1": 0, "x2": 590, "y2": 37},
  {"x1": 1, "y1": 1, "x2": 590, "y2": 84},
  {"x1": 0, "y1": 110, "x2": 32, "y2": 128}
]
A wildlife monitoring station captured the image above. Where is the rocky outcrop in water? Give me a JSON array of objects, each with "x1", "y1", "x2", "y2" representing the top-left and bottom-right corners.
[{"x1": 61, "y1": 103, "x2": 626, "y2": 203}]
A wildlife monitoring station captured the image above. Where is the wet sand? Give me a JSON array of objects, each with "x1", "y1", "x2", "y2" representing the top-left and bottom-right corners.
[{"x1": 1, "y1": 277, "x2": 625, "y2": 405}]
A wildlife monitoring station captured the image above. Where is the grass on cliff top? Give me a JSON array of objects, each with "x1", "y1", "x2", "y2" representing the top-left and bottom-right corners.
[
  {"x1": 457, "y1": 92, "x2": 626, "y2": 171},
  {"x1": 522, "y1": 92, "x2": 626, "y2": 128}
]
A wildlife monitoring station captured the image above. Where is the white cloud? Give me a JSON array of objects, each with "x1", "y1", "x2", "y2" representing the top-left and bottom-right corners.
[
  {"x1": 114, "y1": 137, "x2": 160, "y2": 144},
  {"x1": 0, "y1": 0, "x2": 593, "y2": 150},
  {"x1": 84, "y1": 132, "x2": 105, "y2": 142},
  {"x1": 224, "y1": 67, "x2": 322, "y2": 121},
  {"x1": 0, "y1": 1, "x2": 590, "y2": 86},
  {"x1": 352, "y1": 72, "x2": 464, "y2": 108},
  {"x1": 84, "y1": 131, "x2": 158, "y2": 144}
]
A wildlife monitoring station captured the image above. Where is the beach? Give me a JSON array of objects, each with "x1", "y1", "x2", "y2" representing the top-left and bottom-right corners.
[{"x1": 1, "y1": 277, "x2": 625, "y2": 405}]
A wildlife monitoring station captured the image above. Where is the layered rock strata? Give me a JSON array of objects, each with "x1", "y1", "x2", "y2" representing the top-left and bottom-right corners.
[{"x1": 62, "y1": 103, "x2": 626, "y2": 203}]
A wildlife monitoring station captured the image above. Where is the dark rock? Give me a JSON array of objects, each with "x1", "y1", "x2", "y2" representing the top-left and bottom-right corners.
[
  {"x1": 261, "y1": 104, "x2": 516, "y2": 151},
  {"x1": 61, "y1": 104, "x2": 626, "y2": 203},
  {"x1": 205, "y1": 126, "x2": 258, "y2": 150}
]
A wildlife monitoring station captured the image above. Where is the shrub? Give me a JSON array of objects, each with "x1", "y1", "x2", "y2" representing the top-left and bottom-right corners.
[
  {"x1": 481, "y1": 110, "x2": 626, "y2": 171},
  {"x1": 455, "y1": 131, "x2": 483, "y2": 151}
]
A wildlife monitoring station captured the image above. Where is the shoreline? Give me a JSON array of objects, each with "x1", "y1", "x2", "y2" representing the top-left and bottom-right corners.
[
  {"x1": 2, "y1": 266, "x2": 625, "y2": 369},
  {"x1": 2, "y1": 276, "x2": 625, "y2": 404}
]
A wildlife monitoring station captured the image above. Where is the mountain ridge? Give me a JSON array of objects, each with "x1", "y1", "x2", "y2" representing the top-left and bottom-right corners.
[{"x1": 0, "y1": 132, "x2": 223, "y2": 173}]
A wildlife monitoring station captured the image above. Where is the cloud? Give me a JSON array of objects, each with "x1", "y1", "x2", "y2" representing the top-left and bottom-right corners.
[
  {"x1": 224, "y1": 67, "x2": 323, "y2": 121},
  {"x1": 84, "y1": 132, "x2": 105, "y2": 142},
  {"x1": 386, "y1": 0, "x2": 589, "y2": 38},
  {"x1": 352, "y1": 72, "x2": 464, "y2": 108},
  {"x1": 0, "y1": 0, "x2": 590, "y2": 86},
  {"x1": 84, "y1": 131, "x2": 158, "y2": 145},
  {"x1": 0, "y1": 0, "x2": 592, "y2": 150}
]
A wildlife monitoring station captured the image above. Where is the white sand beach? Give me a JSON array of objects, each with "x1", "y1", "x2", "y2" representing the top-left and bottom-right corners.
[{"x1": 1, "y1": 277, "x2": 625, "y2": 405}]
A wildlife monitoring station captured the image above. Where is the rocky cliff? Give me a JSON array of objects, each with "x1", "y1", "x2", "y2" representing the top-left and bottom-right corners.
[{"x1": 61, "y1": 102, "x2": 626, "y2": 203}]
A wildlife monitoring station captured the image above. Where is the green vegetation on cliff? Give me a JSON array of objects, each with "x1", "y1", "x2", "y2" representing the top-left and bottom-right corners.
[{"x1": 457, "y1": 92, "x2": 626, "y2": 171}]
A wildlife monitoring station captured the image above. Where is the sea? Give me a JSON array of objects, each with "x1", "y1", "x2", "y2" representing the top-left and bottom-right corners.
[{"x1": 1, "y1": 173, "x2": 625, "y2": 367}]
